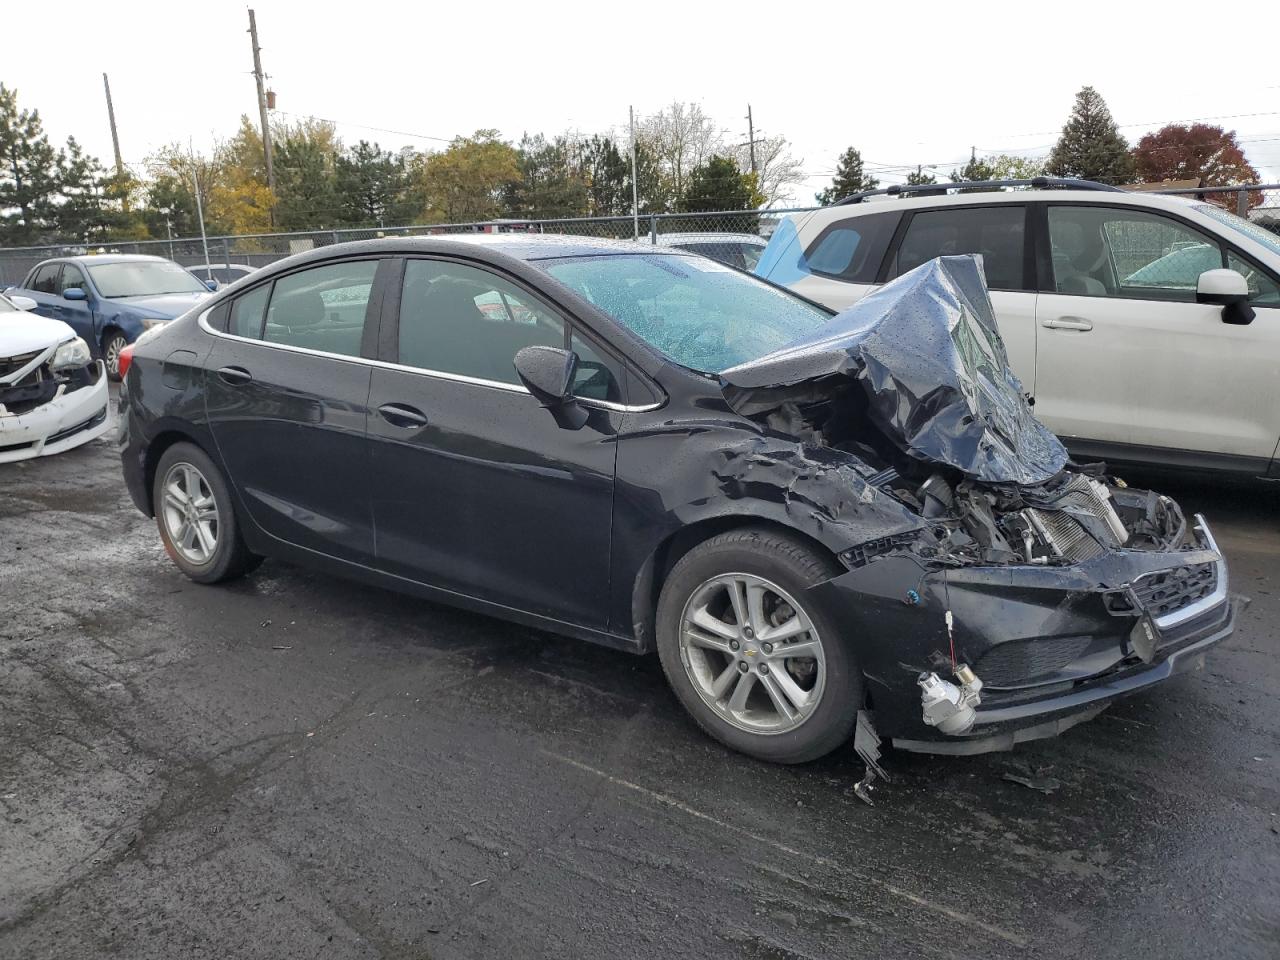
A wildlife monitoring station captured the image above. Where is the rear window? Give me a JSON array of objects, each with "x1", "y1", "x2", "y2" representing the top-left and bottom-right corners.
[
  {"x1": 892, "y1": 206, "x2": 1027, "y2": 291},
  {"x1": 803, "y1": 211, "x2": 900, "y2": 282}
]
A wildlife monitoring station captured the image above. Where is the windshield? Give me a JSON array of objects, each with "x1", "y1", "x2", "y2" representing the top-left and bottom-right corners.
[
  {"x1": 1194, "y1": 203, "x2": 1280, "y2": 257},
  {"x1": 541, "y1": 254, "x2": 831, "y2": 373},
  {"x1": 87, "y1": 261, "x2": 208, "y2": 298}
]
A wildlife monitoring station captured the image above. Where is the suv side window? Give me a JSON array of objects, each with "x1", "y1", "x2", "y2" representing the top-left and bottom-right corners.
[
  {"x1": 30, "y1": 263, "x2": 60, "y2": 294},
  {"x1": 262, "y1": 260, "x2": 377, "y2": 357},
  {"x1": 397, "y1": 259, "x2": 564, "y2": 385},
  {"x1": 1047, "y1": 206, "x2": 1223, "y2": 301},
  {"x1": 59, "y1": 264, "x2": 87, "y2": 295},
  {"x1": 1226, "y1": 250, "x2": 1280, "y2": 305},
  {"x1": 891, "y1": 206, "x2": 1027, "y2": 291},
  {"x1": 804, "y1": 211, "x2": 900, "y2": 282}
]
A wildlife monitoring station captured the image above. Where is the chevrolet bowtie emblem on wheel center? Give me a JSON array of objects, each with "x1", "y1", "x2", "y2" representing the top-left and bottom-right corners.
[{"x1": 744, "y1": 647, "x2": 757, "y2": 657}]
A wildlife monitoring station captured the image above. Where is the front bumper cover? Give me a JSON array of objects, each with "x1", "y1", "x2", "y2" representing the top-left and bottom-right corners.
[
  {"x1": 0, "y1": 362, "x2": 110, "y2": 464},
  {"x1": 808, "y1": 516, "x2": 1235, "y2": 752}
]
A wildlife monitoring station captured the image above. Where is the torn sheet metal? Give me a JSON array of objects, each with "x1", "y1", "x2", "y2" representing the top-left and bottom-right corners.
[{"x1": 720, "y1": 256, "x2": 1067, "y2": 486}]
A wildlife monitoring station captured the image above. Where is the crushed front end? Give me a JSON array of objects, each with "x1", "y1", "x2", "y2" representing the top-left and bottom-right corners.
[
  {"x1": 720, "y1": 256, "x2": 1237, "y2": 753},
  {"x1": 0, "y1": 339, "x2": 109, "y2": 464}
]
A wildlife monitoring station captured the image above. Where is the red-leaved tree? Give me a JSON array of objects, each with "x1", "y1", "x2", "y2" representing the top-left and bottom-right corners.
[{"x1": 1132, "y1": 123, "x2": 1261, "y2": 210}]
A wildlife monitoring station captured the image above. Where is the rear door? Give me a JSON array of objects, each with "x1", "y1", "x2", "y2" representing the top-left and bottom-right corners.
[
  {"x1": 366, "y1": 256, "x2": 621, "y2": 630},
  {"x1": 204, "y1": 257, "x2": 390, "y2": 564},
  {"x1": 1033, "y1": 203, "x2": 1280, "y2": 465}
]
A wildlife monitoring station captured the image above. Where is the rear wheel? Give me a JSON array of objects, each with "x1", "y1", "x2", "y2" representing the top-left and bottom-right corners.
[
  {"x1": 102, "y1": 329, "x2": 128, "y2": 381},
  {"x1": 656, "y1": 527, "x2": 862, "y2": 764},
  {"x1": 153, "y1": 442, "x2": 261, "y2": 584}
]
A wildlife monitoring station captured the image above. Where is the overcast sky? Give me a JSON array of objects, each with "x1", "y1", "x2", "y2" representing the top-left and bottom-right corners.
[{"x1": 5, "y1": 0, "x2": 1278, "y2": 205}]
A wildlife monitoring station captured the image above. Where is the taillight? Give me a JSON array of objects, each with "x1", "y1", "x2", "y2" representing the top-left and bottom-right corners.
[{"x1": 118, "y1": 344, "x2": 134, "y2": 379}]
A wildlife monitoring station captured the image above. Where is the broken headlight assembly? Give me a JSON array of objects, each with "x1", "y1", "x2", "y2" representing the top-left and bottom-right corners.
[{"x1": 50, "y1": 337, "x2": 92, "y2": 372}]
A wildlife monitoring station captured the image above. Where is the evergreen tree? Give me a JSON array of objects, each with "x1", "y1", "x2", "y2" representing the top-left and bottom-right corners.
[
  {"x1": 905, "y1": 165, "x2": 936, "y2": 186},
  {"x1": 56, "y1": 137, "x2": 109, "y2": 241},
  {"x1": 580, "y1": 135, "x2": 630, "y2": 216},
  {"x1": 1045, "y1": 86, "x2": 1135, "y2": 185},
  {"x1": 504, "y1": 133, "x2": 589, "y2": 219},
  {"x1": 815, "y1": 147, "x2": 879, "y2": 204},
  {"x1": 273, "y1": 122, "x2": 341, "y2": 230},
  {"x1": 0, "y1": 84, "x2": 62, "y2": 243},
  {"x1": 335, "y1": 140, "x2": 410, "y2": 226},
  {"x1": 681, "y1": 155, "x2": 763, "y2": 213}
]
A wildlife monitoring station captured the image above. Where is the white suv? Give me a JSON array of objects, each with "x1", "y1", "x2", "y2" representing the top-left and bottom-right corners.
[{"x1": 756, "y1": 179, "x2": 1280, "y2": 476}]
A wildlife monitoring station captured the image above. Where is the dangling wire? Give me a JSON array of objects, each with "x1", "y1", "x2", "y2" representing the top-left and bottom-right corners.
[{"x1": 942, "y1": 568, "x2": 957, "y2": 671}]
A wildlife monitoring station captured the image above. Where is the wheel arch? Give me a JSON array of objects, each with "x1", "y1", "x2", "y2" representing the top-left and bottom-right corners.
[
  {"x1": 629, "y1": 515, "x2": 841, "y2": 653},
  {"x1": 141, "y1": 429, "x2": 216, "y2": 516}
]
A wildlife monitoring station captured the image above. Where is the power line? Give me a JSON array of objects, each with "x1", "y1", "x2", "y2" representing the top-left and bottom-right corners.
[{"x1": 272, "y1": 110, "x2": 455, "y2": 144}]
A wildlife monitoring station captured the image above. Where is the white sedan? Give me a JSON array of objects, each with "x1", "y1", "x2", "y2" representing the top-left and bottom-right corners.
[{"x1": 0, "y1": 292, "x2": 110, "y2": 464}]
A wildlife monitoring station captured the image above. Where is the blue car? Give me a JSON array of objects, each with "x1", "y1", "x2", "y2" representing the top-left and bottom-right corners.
[{"x1": 7, "y1": 255, "x2": 213, "y2": 380}]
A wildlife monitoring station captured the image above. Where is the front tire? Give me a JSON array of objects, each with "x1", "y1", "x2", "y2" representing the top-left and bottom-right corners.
[
  {"x1": 655, "y1": 527, "x2": 862, "y2": 764},
  {"x1": 102, "y1": 329, "x2": 128, "y2": 382},
  {"x1": 153, "y1": 442, "x2": 261, "y2": 584}
]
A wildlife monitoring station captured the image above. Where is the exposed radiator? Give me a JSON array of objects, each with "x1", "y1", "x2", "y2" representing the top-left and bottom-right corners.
[{"x1": 1023, "y1": 475, "x2": 1128, "y2": 563}]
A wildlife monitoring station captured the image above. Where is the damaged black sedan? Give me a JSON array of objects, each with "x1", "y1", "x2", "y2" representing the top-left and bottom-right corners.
[{"x1": 118, "y1": 237, "x2": 1236, "y2": 766}]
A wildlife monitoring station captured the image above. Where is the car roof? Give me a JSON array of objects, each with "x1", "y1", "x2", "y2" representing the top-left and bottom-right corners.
[
  {"x1": 810, "y1": 188, "x2": 1203, "y2": 216},
  {"x1": 39, "y1": 253, "x2": 170, "y2": 267},
  {"x1": 654, "y1": 232, "x2": 768, "y2": 245}
]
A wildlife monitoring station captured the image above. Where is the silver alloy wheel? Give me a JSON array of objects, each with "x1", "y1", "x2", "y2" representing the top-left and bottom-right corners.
[
  {"x1": 160, "y1": 462, "x2": 219, "y2": 565},
  {"x1": 104, "y1": 334, "x2": 126, "y2": 378},
  {"x1": 678, "y1": 572, "x2": 827, "y2": 735}
]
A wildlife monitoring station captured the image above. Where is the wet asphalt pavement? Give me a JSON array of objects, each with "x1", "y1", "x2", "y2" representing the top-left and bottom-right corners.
[{"x1": 1, "y1": 406, "x2": 1278, "y2": 959}]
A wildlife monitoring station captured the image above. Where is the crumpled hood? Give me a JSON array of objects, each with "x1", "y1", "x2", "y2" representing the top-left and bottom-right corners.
[
  {"x1": 0, "y1": 312, "x2": 76, "y2": 358},
  {"x1": 113, "y1": 291, "x2": 210, "y2": 318},
  {"x1": 720, "y1": 255, "x2": 1067, "y2": 486}
]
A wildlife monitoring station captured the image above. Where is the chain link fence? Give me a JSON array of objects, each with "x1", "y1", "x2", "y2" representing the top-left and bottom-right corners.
[{"x1": 0, "y1": 186, "x2": 1276, "y2": 288}]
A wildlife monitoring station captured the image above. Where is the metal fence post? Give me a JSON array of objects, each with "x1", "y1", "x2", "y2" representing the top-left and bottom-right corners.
[
  {"x1": 1237, "y1": 189, "x2": 1249, "y2": 219},
  {"x1": 649, "y1": 216, "x2": 657, "y2": 245},
  {"x1": 222, "y1": 238, "x2": 231, "y2": 270}
]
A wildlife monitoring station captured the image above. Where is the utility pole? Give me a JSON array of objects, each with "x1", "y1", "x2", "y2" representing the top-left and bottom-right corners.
[
  {"x1": 102, "y1": 73, "x2": 124, "y2": 178},
  {"x1": 248, "y1": 8, "x2": 276, "y2": 227},
  {"x1": 746, "y1": 104, "x2": 757, "y2": 177},
  {"x1": 629, "y1": 105, "x2": 639, "y2": 242},
  {"x1": 190, "y1": 143, "x2": 212, "y2": 273}
]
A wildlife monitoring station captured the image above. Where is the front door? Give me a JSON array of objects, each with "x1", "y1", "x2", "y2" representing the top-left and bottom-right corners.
[
  {"x1": 204, "y1": 257, "x2": 385, "y2": 563},
  {"x1": 1033, "y1": 204, "x2": 1280, "y2": 464},
  {"x1": 366, "y1": 257, "x2": 620, "y2": 630}
]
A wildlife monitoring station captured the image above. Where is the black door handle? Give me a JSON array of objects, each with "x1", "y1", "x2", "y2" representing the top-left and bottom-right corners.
[
  {"x1": 217, "y1": 365, "x2": 253, "y2": 385},
  {"x1": 378, "y1": 402, "x2": 429, "y2": 428}
]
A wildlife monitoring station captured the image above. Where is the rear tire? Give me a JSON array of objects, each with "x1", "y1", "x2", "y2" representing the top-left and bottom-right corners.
[
  {"x1": 655, "y1": 527, "x2": 862, "y2": 764},
  {"x1": 153, "y1": 442, "x2": 261, "y2": 584}
]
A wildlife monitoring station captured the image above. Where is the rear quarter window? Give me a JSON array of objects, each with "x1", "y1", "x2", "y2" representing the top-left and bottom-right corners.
[{"x1": 802, "y1": 211, "x2": 900, "y2": 282}]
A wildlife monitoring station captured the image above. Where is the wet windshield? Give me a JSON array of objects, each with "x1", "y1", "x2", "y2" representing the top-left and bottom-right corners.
[
  {"x1": 541, "y1": 253, "x2": 831, "y2": 373},
  {"x1": 1194, "y1": 203, "x2": 1280, "y2": 257},
  {"x1": 87, "y1": 261, "x2": 208, "y2": 298}
]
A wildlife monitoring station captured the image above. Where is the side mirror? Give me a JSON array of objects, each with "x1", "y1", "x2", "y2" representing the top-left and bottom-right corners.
[
  {"x1": 513, "y1": 345, "x2": 588, "y2": 429},
  {"x1": 1196, "y1": 269, "x2": 1255, "y2": 325},
  {"x1": 205, "y1": 279, "x2": 219, "y2": 291},
  {"x1": 62, "y1": 287, "x2": 87, "y2": 301},
  {"x1": 9, "y1": 294, "x2": 37, "y2": 311}
]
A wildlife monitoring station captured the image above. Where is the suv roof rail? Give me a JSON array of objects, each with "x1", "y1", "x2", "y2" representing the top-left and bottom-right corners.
[{"x1": 832, "y1": 177, "x2": 1123, "y2": 206}]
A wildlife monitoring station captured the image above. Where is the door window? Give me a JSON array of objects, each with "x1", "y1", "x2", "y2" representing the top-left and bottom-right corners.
[
  {"x1": 569, "y1": 330, "x2": 622, "y2": 403},
  {"x1": 1047, "y1": 206, "x2": 1223, "y2": 301},
  {"x1": 30, "y1": 263, "x2": 60, "y2": 294},
  {"x1": 261, "y1": 260, "x2": 377, "y2": 357},
  {"x1": 804, "y1": 211, "x2": 900, "y2": 281},
  {"x1": 59, "y1": 264, "x2": 87, "y2": 295},
  {"x1": 229, "y1": 284, "x2": 272, "y2": 338},
  {"x1": 1226, "y1": 251, "x2": 1280, "y2": 305},
  {"x1": 891, "y1": 206, "x2": 1027, "y2": 290},
  {"x1": 397, "y1": 259, "x2": 564, "y2": 385}
]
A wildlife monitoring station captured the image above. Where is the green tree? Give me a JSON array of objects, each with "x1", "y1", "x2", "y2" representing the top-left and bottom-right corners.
[
  {"x1": 505, "y1": 133, "x2": 589, "y2": 219},
  {"x1": 816, "y1": 147, "x2": 879, "y2": 204},
  {"x1": 681, "y1": 155, "x2": 764, "y2": 212},
  {"x1": 414, "y1": 130, "x2": 521, "y2": 223},
  {"x1": 987, "y1": 154, "x2": 1046, "y2": 180},
  {"x1": 273, "y1": 120, "x2": 341, "y2": 230},
  {"x1": 1045, "y1": 86, "x2": 1135, "y2": 185},
  {"x1": 905, "y1": 165, "x2": 937, "y2": 186},
  {"x1": 580, "y1": 135, "x2": 630, "y2": 216},
  {"x1": 55, "y1": 137, "x2": 109, "y2": 241},
  {"x1": 0, "y1": 84, "x2": 62, "y2": 243},
  {"x1": 949, "y1": 150, "x2": 997, "y2": 185},
  {"x1": 335, "y1": 140, "x2": 411, "y2": 226}
]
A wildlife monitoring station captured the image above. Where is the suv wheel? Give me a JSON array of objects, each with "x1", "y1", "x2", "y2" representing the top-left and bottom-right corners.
[
  {"x1": 655, "y1": 527, "x2": 862, "y2": 764},
  {"x1": 153, "y1": 442, "x2": 261, "y2": 584}
]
